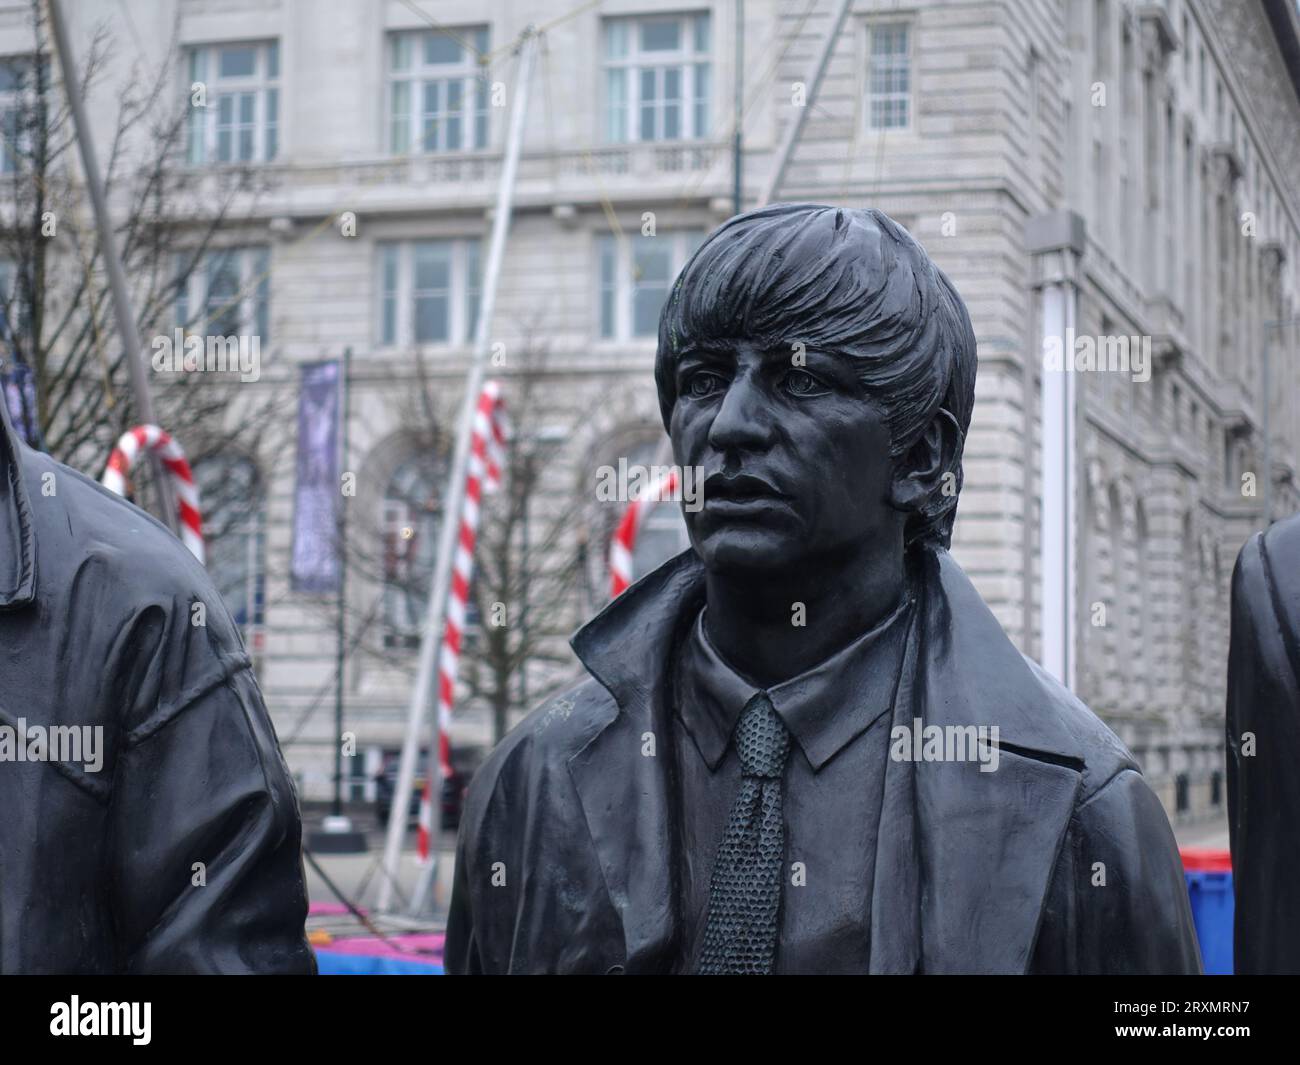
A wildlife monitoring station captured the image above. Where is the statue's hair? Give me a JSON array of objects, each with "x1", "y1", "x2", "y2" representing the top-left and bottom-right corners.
[{"x1": 655, "y1": 203, "x2": 977, "y2": 549}]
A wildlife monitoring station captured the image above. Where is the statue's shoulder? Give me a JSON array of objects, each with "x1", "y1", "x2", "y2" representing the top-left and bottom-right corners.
[
  {"x1": 1236, "y1": 512, "x2": 1300, "y2": 602},
  {"x1": 21, "y1": 445, "x2": 208, "y2": 582},
  {"x1": 1263, "y1": 510, "x2": 1300, "y2": 559},
  {"x1": 928, "y1": 548, "x2": 1138, "y2": 796},
  {"x1": 464, "y1": 676, "x2": 615, "y2": 810},
  {"x1": 1229, "y1": 515, "x2": 1300, "y2": 666},
  {"x1": 1019, "y1": 652, "x2": 1139, "y2": 799}
]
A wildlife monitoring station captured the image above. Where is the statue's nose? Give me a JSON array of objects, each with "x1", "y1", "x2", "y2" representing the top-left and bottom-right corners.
[{"x1": 706, "y1": 376, "x2": 775, "y2": 454}]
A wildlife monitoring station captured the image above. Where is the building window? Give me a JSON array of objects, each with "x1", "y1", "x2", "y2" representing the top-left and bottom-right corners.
[
  {"x1": 1175, "y1": 772, "x2": 1190, "y2": 814},
  {"x1": 387, "y1": 27, "x2": 489, "y2": 153},
  {"x1": 0, "y1": 56, "x2": 45, "y2": 174},
  {"x1": 1093, "y1": 0, "x2": 1109, "y2": 80},
  {"x1": 602, "y1": 13, "x2": 711, "y2": 143},
  {"x1": 382, "y1": 454, "x2": 446, "y2": 647},
  {"x1": 598, "y1": 230, "x2": 703, "y2": 341},
  {"x1": 176, "y1": 247, "x2": 270, "y2": 341},
  {"x1": 0, "y1": 257, "x2": 29, "y2": 342},
  {"x1": 196, "y1": 455, "x2": 267, "y2": 654},
  {"x1": 186, "y1": 41, "x2": 279, "y2": 164},
  {"x1": 377, "y1": 239, "x2": 481, "y2": 346},
  {"x1": 865, "y1": 23, "x2": 911, "y2": 130}
]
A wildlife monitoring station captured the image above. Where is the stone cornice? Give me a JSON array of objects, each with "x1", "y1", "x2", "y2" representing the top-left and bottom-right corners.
[{"x1": 1138, "y1": 4, "x2": 1180, "y2": 70}]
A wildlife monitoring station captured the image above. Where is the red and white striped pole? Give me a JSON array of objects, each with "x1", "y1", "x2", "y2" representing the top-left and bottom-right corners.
[
  {"x1": 416, "y1": 380, "x2": 508, "y2": 862},
  {"x1": 377, "y1": 30, "x2": 538, "y2": 914},
  {"x1": 102, "y1": 425, "x2": 205, "y2": 564},
  {"x1": 609, "y1": 467, "x2": 678, "y2": 598}
]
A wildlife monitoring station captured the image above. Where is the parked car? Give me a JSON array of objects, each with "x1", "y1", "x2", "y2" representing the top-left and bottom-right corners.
[{"x1": 374, "y1": 745, "x2": 485, "y2": 831}]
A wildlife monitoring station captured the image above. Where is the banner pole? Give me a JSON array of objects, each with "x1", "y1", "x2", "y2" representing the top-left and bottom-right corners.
[{"x1": 377, "y1": 28, "x2": 539, "y2": 913}]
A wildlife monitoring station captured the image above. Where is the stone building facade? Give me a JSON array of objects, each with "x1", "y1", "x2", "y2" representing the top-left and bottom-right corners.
[{"x1": 6, "y1": 0, "x2": 1297, "y2": 824}]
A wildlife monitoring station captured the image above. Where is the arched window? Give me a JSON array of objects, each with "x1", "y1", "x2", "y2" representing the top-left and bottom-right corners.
[
  {"x1": 381, "y1": 453, "x2": 446, "y2": 647},
  {"x1": 1181, "y1": 513, "x2": 1198, "y2": 716},
  {"x1": 1079, "y1": 470, "x2": 1101, "y2": 697},
  {"x1": 196, "y1": 455, "x2": 266, "y2": 654}
]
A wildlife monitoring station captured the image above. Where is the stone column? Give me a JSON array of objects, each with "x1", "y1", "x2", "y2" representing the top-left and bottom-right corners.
[{"x1": 1027, "y1": 210, "x2": 1087, "y2": 689}]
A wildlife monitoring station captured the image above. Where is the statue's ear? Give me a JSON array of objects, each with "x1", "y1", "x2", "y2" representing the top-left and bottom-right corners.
[{"x1": 889, "y1": 407, "x2": 963, "y2": 515}]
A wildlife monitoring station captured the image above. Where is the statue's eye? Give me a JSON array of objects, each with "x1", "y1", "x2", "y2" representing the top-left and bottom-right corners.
[
  {"x1": 685, "y1": 372, "x2": 724, "y2": 398},
  {"x1": 782, "y1": 370, "x2": 828, "y2": 397}
]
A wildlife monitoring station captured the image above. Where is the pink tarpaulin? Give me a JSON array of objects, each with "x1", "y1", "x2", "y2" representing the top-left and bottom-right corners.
[
  {"x1": 314, "y1": 932, "x2": 444, "y2": 974},
  {"x1": 321, "y1": 933, "x2": 443, "y2": 963}
]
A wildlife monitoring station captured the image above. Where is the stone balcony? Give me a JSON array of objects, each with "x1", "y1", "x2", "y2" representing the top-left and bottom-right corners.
[{"x1": 169, "y1": 141, "x2": 733, "y2": 223}]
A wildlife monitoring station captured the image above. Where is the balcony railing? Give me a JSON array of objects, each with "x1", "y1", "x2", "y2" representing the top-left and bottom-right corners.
[{"x1": 258, "y1": 140, "x2": 726, "y2": 199}]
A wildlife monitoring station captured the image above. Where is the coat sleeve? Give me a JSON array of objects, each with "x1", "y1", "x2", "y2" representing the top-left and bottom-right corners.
[
  {"x1": 1037, "y1": 768, "x2": 1201, "y2": 974},
  {"x1": 108, "y1": 601, "x2": 315, "y2": 975},
  {"x1": 444, "y1": 737, "x2": 521, "y2": 975},
  {"x1": 444, "y1": 690, "x2": 622, "y2": 975},
  {"x1": 445, "y1": 823, "x2": 485, "y2": 974}
]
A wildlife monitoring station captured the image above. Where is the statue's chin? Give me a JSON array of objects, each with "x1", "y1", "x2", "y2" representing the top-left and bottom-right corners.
[{"x1": 694, "y1": 527, "x2": 806, "y2": 576}]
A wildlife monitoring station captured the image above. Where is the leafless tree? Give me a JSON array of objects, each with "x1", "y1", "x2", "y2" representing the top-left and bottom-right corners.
[
  {"x1": 318, "y1": 339, "x2": 590, "y2": 749},
  {"x1": 0, "y1": 0, "x2": 284, "y2": 503}
]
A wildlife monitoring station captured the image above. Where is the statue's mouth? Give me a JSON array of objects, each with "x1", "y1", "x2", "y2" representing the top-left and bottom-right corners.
[
  {"x1": 702, "y1": 473, "x2": 791, "y2": 517},
  {"x1": 704, "y1": 472, "x2": 786, "y2": 501}
]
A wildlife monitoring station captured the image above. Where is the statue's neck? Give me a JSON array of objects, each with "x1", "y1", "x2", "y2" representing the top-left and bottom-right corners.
[{"x1": 700, "y1": 547, "x2": 906, "y2": 688}]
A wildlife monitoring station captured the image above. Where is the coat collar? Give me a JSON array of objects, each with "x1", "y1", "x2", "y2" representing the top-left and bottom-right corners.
[
  {"x1": 568, "y1": 547, "x2": 1085, "y2": 973},
  {"x1": 566, "y1": 551, "x2": 704, "y2": 972},
  {"x1": 0, "y1": 393, "x2": 37, "y2": 610},
  {"x1": 678, "y1": 596, "x2": 912, "y2": 771}
]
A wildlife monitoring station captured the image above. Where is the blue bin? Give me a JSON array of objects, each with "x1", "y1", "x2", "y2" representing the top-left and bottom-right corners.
[
  {"x1": 1184, "y1": 870, "x2": 1234, "y2": 975},
  {"x1": 314, "y1": 950, "x2": 442, "y2": 975}
]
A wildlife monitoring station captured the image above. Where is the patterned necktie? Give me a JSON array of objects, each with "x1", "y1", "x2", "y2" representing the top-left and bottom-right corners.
[{"x1": 697, "y1": 691, "x2": 792, "y2": 975}]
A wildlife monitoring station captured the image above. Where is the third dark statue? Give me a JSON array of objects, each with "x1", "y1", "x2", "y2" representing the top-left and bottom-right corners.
[
  {"x1": 446, "y1": 204, "x2": 1201, "y2": 974},
  {"x1": 1227, "y1": 510, "x2": 1300, "y2": 974}
]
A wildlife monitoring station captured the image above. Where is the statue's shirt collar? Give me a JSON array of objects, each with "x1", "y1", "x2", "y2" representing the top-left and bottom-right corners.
[{"x1": 677, "y1": 595, "x2": 913, "y2": 772}]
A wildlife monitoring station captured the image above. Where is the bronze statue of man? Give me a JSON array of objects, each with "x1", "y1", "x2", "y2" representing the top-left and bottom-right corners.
[
  {"x1": 0, "y1": 397, "x2": 314, "y2": 974},
  {"x1": 447, "y1": 204, "x2": 1200, "y2": 974}
]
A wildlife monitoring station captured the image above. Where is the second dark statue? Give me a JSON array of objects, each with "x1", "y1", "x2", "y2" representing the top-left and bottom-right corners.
[{"x1": 446, "y1": 204, "x2": 1201, "y2": 974}]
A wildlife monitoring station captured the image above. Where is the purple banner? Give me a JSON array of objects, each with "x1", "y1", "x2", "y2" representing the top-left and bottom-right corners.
[
  {"x1": 1, "y1": 358, "x2": 40, "y2": 447},
  {"x1": 290, "y1": 359, "x2": 341, "y2": 593}
]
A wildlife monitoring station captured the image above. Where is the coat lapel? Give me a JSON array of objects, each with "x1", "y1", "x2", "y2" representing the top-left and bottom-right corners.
[
  {"x1": 567, "y1": 551, "x2": 705, "y2": 972},
  {"x1": 914, "y1": 749, "x2": 1080, "y2": 973},
  {"x1": 908, "y1": 550, "x2": 1083, "y2": 973},
  {"x1": 869, "y1": 604, "x2": 922, "y2": 973}
]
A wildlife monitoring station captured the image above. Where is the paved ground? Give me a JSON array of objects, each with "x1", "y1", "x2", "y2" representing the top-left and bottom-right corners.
[
  {"x1": 301, "y1": 807, "x2": 456, "y2": 936},
  {"x1": 1174, "y1": 814, "x2": 1230, "y2": 850},
  {"x1": 305, "y1": 842, "x2": 457, "y2": 916}
]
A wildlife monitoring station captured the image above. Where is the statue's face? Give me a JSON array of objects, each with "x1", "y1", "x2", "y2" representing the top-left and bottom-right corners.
[{"x1": 669, "y1": 339, "x2": 900, "y2": 574}]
